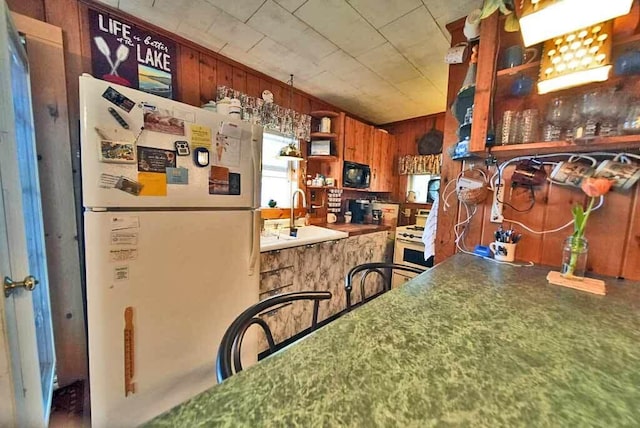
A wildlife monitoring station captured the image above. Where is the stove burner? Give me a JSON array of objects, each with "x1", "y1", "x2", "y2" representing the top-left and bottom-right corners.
[{"x1": 405, "y1": 226, "x2": 425, "y2": 231}]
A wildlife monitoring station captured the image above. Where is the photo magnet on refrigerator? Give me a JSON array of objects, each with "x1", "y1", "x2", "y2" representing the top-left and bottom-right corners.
[
  {"x1": 166, "y1": 167, "x2": 188, "y2": 184},
  {"x1": 102, "y1": 86, "x2": 136, "y2": 112},
  {"x1": 229, "y1": 173, "x2": 240, "y2": 195},
  {"x1": 209, "y1": 166, "x2": 229, "y2": 194}
]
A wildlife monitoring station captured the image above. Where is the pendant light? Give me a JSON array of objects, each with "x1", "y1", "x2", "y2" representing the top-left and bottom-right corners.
[
  {"x1": 519, "y1": 0, "x2": 633, "y2": 47},
  {"x1": 277, "y1": 74, "x2": 304, "y2": 161}
]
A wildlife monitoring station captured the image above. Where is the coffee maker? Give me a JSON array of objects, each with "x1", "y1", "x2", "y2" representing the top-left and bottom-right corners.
[{"x1": 348, "y1": 199, "x2": 371, "y2": 224}]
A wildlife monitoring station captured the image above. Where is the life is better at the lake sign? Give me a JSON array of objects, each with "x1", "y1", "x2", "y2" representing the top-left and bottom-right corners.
[{"x1": 89, "y1": 9, "x2": 177, "y2": 99}]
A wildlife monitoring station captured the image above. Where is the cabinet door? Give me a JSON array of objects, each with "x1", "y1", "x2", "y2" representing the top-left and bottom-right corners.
[
  {"x1": 344, "y1": 116, "x2": 371, "y2": 164},
  {"x1": 369, "y1": 129, "x2": 383, "y2": 191},
  {"x1": 318, "y1": 239, "x2": 346, "y2": 321},
  {"x1": 380, "y1": 133, "x2": 395, "y2": 192}
]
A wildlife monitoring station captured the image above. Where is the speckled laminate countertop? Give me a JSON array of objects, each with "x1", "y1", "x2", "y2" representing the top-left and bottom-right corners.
[{"x1": 146, "y1": 254, "x2": 640, "y2": 427}]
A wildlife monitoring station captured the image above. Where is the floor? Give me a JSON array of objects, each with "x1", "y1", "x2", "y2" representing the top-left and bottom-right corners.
[{"x1": 49, "y1": 381, "x2": 88, "y2": 428}]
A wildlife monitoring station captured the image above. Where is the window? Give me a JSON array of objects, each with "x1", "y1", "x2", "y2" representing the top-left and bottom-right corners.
[
  {"x1": 261, "y1": 132, "x2": 298, "y2": 208},
  {"x1": 407, "y1": 174, "x2": 434, "y2": 203}
]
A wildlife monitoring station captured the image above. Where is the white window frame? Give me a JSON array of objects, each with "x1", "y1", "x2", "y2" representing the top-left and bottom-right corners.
[{"x1": 261, "y1": 131, "x2": 298, "y2": 208}]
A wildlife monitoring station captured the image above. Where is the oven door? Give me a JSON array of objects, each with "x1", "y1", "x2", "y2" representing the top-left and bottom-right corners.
[{"x1": 394, "y1": 238, "x2": 431, "y2": 270}]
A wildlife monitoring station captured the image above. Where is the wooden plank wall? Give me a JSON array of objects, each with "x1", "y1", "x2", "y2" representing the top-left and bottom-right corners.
[
  {"x1": 382, "y1": 112, "x2": 445, "y2": 203},
  {"x1": 437, "y1": 19, "x2": 640, "y2": 280}
]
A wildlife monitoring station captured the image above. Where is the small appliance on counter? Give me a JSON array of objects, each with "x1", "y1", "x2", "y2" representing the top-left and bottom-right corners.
[
  {"x1": 348, "y1": 199, "x2": 371, "y2": 223},
  {"x1": 372, "y1": 202, "x2": 399, "y2": 228},
  {"x1": 343, "y1": 161, "x2": 371, "y2": 189}
]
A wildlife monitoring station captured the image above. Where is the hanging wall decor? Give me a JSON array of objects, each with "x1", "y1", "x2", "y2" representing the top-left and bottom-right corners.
[
  {"x1": 398, "y1": 154, "x2": 442, "y2": 175},
  {"x1": 216, "y1": 86, "x2": 311, "y2": 141},
  {"x1": 89, "y1": 9, "x2": 177, "y2": 99}
]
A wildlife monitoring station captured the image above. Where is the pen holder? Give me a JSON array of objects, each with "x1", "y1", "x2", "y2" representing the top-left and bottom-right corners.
[{"x1": 490, "y1": 241, "x2": 517, "y2": 262}]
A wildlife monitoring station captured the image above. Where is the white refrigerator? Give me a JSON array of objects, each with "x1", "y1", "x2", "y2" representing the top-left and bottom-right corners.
[{"x1": 79, "y1": 75, "x2": 261, "y2": 427}]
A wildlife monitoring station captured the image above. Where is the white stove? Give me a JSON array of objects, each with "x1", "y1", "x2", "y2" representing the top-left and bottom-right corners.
[
  {"x1": 395, "y1": 225, "x2": 425, "y2": 243},
  {"x1": 392, "y1": 225, "x2": 431, "y2": 288}
]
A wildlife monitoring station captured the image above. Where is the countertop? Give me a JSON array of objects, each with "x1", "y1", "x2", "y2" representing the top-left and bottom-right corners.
[
  {"x1": 323, "y1": 222, "x2": 391, "y2": 236},
  {"x1": 147, "y1": 254, "x2": 640, "y2": 427}
]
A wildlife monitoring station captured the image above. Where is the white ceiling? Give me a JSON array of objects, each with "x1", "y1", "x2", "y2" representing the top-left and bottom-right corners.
[{"x1": 96, "y1": 0, "x2": 482, "y2": 124}]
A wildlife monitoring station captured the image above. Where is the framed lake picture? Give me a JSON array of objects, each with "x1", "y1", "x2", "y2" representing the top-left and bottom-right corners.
[{"x1": 89, "y1": 8, "x2": 177, "y2": 99}]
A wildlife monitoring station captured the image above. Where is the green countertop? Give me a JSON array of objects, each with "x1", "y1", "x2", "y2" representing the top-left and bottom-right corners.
[{"x1": 147, "y1": 255, "x2": 640, "y2": 427}]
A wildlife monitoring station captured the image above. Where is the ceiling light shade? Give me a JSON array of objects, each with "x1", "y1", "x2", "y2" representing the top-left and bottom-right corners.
[
  {"x1": 537, "y1": 21, "x2": 612, "y2": 94},
  {"x1": 519, "y1": 0, "x2": 633, "y2": 47}
]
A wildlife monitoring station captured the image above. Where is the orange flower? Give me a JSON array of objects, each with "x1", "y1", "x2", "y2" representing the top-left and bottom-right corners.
[{"x1": 580, "y1": 177, "x2": 613, "y2": 198}]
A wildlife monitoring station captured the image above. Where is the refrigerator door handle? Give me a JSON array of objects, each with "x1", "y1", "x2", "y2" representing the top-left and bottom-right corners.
[
  {"x1": 251, "y1": 125, "x2": 262, "y2": 209},
  {"x1": 249, "y1": 210, "x2": 261, "y2": 276}
]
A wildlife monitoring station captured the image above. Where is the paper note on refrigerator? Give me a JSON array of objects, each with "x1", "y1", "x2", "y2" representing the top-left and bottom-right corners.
[
  {"x1": 138, "y1": 172, "x2": 167, "y2": 196},
  {"x1": 190, "y1": 124, "x2": 212, "y2": 149},
  {"x1": 213, "y1": 133, "x2": 240, "y2": 167}
]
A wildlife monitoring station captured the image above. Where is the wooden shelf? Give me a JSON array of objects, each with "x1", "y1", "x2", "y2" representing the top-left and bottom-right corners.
[
  {"x1": 307, "y1": 155, "x2": 338, "y2": 161},
  {"x1": 306, "y1": 185, "x2": 340, "y2": 190},
  {"x1": 310, "y1": 132, "x2": 338, "y2": 139},
  {"x1": 486, "y1": 135, "x2": 640, "y2": 157},
  {"x1": 496, "y1": 61, "x2": 541, "y2": 78},
  {"x1": 309, "y1": 110, "x2": 340, "y2": 118}
]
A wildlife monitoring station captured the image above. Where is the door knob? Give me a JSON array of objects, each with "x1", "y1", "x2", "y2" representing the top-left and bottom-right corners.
[{"x1": 4, "y1": 275, "x2": 39, "y2": 297}]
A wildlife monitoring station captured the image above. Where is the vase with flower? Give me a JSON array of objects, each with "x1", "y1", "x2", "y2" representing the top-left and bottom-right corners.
[{"x1": 561, "y1": 177, "x2": 613, "y2": 280}]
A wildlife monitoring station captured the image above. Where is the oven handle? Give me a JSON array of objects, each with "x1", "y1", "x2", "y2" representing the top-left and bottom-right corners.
[{"x1": 396, "y1": 238, "x2": 424, "y2": 245}]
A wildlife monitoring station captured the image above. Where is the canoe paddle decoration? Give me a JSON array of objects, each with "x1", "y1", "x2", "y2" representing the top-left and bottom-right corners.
[{"x1": 94, "y1": 36, "x2": 131, "y2": 86}]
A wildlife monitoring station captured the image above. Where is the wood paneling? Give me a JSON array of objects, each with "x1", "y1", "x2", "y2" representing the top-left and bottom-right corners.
[
  {"x1": 381, "y1": 112, "x2": 445, "y2": 202},
  {"x1": 177, "y1": 45, "x2": 200, "y2": 106},
  {"x1": 232, "y1": 67, "x2": 246, "y2": 94},
  {"x1": 7, "y1": 0, "x2": 44, "y2": 21},
  {"x1": 198, "y1": 53, "x2": 217, "y2": 105},
  {"x1": 246, "y1": 73, "x2": 261, "y2": 98},
  {"x1": 216, "y1": 60, "x2": 233, "y2": 90}
]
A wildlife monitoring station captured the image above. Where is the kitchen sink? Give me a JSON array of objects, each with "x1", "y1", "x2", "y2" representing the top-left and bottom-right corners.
[{"x1": 260, "y1": 225, "x2": 348, "y2": 252}]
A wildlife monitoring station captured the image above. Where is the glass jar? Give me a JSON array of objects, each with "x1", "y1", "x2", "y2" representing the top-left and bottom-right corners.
[{"x1": 561, "y1": 236, "x2": 588, "y2": 280}]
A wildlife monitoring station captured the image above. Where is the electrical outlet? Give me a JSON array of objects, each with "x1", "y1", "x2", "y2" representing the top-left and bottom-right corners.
[{"x1": 490, "y1": 183, "x2": 505, "y2": 223}]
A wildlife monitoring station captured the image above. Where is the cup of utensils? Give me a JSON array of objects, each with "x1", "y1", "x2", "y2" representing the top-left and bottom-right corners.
[{"x1": 490, "y1": 227, "x2": 521, "y2": 262}]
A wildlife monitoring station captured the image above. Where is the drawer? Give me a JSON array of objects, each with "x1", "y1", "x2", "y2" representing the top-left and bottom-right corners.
[
  {"x1": 260, "y1": 247, "x2": 295, "y2": 273},
  {"x1": 259, "y1": 266, "x2": 294, "y2": 294}
]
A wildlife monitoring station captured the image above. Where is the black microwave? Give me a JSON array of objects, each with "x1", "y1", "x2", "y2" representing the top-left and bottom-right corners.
[{"x1": 343, "y1": 161, "x2": 371, "y2": 189}]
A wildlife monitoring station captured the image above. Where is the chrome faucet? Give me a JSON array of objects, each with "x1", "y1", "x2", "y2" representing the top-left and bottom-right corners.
[{"x1": 291, "y1": 189, "x2": 307, "y2": 229}]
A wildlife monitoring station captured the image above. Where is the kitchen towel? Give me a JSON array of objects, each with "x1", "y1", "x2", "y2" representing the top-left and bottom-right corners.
[{"x1": 422, "y1": 198, "x2": 439, "y2": 260}]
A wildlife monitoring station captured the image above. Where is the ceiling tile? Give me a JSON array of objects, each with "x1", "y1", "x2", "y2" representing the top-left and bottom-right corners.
[
  {"x1": 175, "y1": 22, "x2": 226, "y2": 52},
  {"x1": 295, "y1": 0, "x2": 386, "y2": 57},
  {"x1": 119, "y1": 1, "x2": 179, "y2": 32},
  {"x1": 94, "y1": 0, "x2": 119, "y2": 7},
  {"x1": 247, "y1": 1, "x2": 338, "y2": 63},
  {"x1": 247, "y1": 37, "x2": 325, "y2": 81},
  {"x1": 347, "y1": 0, "x2": 422, "y2": 28},
  {"x1": 393, "y1": 77, "x2": 439, "y2": 102},
  {"x1": 274, "y1": 0, "x2": 307, "y2": 13},
  {"x1": 318, "y1": 50, "x2": 363, "y2": 75},
  {"x1": 205, "y1": 10, "x2": 264, "y2": 52},
  {"x1": 380, "y1": 6, "x2": 447, "y2": 52},
  {"x1": 204, "y1": 0, "x2": 265, "y2": 22},
  {"x1": 153, "y1": 0, "x2": 190, "y2": 15},
  {"x1": 178, "y1": 0, "x2": 221, "y2": 32},
  {"x1": 356, "y1": 42, "x2": 421, "y2": 83},
  {"x1": 422, "y1": 0, "x2": 482, "y2": 20}
]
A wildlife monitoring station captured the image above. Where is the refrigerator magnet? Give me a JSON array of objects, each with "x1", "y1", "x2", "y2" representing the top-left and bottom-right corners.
[
  {"x1": 193, "y1": 147, "x2": 210, "y2": 167},
  {"x1": 108, "y1": 107, "x2": 130, "y2": 129},
  {"x1": 137, "y1": 146, "x2": 176, "y2": 173},
  {"x1": 174, "y1": 141, "x2": 190, "y2": 156},
  {"x1": 99, "y1": 140, "x2": 136, "y2": 163},
  {"x1": 166, "y1": 167, "x2": 188, "y2": 185},
  {"x1": 229, "y1": 173, "x2": 240, "y2": 195},
  {"x1": 102, "y1": 86, "x2": 136, "y2": 112},
  {"x1": 115, "y1": 176, "x2": 144, "y2": 196},
  {"x1": 209, "y1": 166, "x2": 229, "y2": 194}
]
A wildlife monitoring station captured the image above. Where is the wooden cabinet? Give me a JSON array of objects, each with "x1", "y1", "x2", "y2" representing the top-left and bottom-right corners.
[
  {"x1": 470, "y1": 11, "x2": 640, "y2": 157},
  {"x1": 257, "y1": 231, "x2": 392, "y2": 352},
  {"x1": 370, "y1": 129, "x2": 395, "y2": 192},
  {"x1": 344, "y1": 116, "x2": 372, "y2": 164}
]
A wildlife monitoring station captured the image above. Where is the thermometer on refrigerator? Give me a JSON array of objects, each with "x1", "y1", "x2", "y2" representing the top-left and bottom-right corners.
[{"x1": 124, "y1": 306, "x2": 135, "y2": 396}]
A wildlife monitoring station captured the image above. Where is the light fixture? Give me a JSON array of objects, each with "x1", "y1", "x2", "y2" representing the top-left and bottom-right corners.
[
  {"x1": 277, "y1": 74, "x2": 304, "y2": 161},
  {"x1": 519, "y1": 0, "x2": 633, "y2": 47},
  {"x1": 537, "y1": 21, "x2": 612, "y2": 94}
]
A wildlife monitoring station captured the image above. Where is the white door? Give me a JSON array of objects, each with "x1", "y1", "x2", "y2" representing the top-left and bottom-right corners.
[{"x1": 0, "y1": 3, "x2": 55, "y2": 427}]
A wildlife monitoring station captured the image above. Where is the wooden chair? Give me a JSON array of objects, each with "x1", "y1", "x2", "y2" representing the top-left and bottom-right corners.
[
  {"x1": 216, "y1": 290, "x2": 331, "y2": 382},
  {"x1": 345, "y1": 263, "x2": 425, "y2": 310}
]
